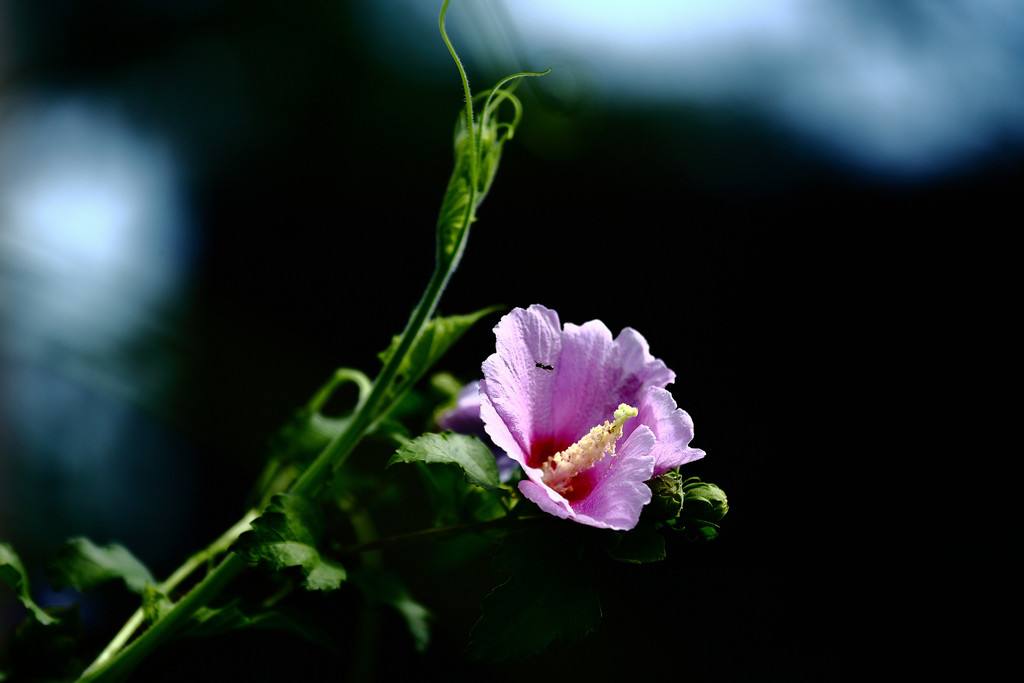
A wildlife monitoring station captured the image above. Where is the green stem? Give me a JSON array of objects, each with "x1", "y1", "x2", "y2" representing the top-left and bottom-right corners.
[
  {"x1": 80, "y1": 554, "x2": 247, "y2": 683},
  {"x1": 75, "y1": 259, "x2": 459, "y2": 682},
  {"x1": 77, "y1": 511, "x2": 258, "y2": 682},
  {"x1": 79, "y1": 177, "x2": 475, "y2": 683},
  {"x1": 287, "y1": 253, "x2": 465, "y2": 499},
  {"x1": 309, "y1": 368, "x2": 373, "y2": 413},
  {"x1": 77, "y1": 8, "x2": 495, "y2": 679},
  {"x1": 440, "y1": 0, "x2": 477, "y2": 185},
  {"x1": 338, "y1": 496, "x2": 383, "y2": 683},
  {"x1": 77, "y1": 134, "x2": 478, "y2": 683}
]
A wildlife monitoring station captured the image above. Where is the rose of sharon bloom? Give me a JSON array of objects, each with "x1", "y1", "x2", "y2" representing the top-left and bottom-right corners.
[{"x1": 477, "y1": 304, "x2": 705, "y2": 530}]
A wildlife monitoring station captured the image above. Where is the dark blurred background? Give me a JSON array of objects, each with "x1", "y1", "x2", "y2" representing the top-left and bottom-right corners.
[{"x1": 0, "y1": 0, "x2": 1018, "y2": 680}]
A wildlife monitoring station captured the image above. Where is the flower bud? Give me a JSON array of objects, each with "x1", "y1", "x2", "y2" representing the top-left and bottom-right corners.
[{"x1": 682, "y1": 478, "x2": 729, "y2": 523}]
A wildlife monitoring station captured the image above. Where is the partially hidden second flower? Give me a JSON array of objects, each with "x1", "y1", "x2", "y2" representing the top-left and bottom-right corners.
[
  {"x1": 436, "y1": 380, "x2": 520, "y2": 482},
  {"x1": 473, "y1": 304, "x2": 705, "y2": 530}
]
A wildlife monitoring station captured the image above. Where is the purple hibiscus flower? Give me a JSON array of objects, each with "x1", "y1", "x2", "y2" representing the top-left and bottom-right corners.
[{"x1": 442, "y1": 304, "x2": 704, "y2": 531}]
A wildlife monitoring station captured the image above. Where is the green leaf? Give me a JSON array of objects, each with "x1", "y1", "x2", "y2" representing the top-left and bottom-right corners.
[
  {"x1": 233, "y1": 493, "x2": 346, "y2": 592},
  {"x1": 350, "y1": 568, "x2": 431, "y2": 652},
  {"x1": 251, "y1": 379, "x2": 366, "y2": 508},
  {"x1": 410, "y1": 454, "x2": 507, "y2": 529},
  {"x1": 436, "y1": 156, "x2": 475, "y2": 264},
  {"x1": 0, "y1": 543, "x2": 56, "y2": 626},
  {"x1": 268, "y1": 411, "x2": 349, "y2": 467},
  {"x1": 8, "y1": 604, "x2": 83, "y2": 681},
  {"x1": 466, "y1": 529, "x2": 601, "y2": 661},
  {"x1": 387, "y1": 432, "x2": 501, "y2": 491},
  {"x1": 182, "y1": 598, "x2": 339, "y2": 653},
  {"x1": 378, "y1": 307, "x2": 500, "y2": 395},
  {"x1": 47, "y1": 537, "x2": 154, "y2": 595},
  {"x1": 600, "y1": 522, "x2": 667, "y2": 564},
  {"x1": 142, "y1": 584, "x2": 173, "y2": 624}
]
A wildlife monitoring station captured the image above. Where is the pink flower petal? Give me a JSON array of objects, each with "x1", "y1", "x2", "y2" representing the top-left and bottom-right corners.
[
  {"x1": 569, "y1": 426, "x2": 656, "y2": 530},
  {"x1": 518, "y1": 479, "x2": 572, "y2": 520},
  {"x1": 478, "y1": 305, "x2": 706, "y2": 531},
  {"x1": 481, "y1": 305, "x2": 564, "y2": 468},
  {"x1": 635, "y1": 386, "x2": 706, "y2": 476}
]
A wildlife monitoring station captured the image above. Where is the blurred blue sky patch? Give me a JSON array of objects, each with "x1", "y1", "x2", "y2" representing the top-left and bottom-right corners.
[{"x1": 362, "y1": 0, "x2": 1024, "y2": 177}]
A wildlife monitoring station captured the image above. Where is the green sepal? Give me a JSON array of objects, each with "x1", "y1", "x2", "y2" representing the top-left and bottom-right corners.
[
  {"x1": 46, "y1": 537, "x2": 155, "y2": 596},
  {"x1": 646, "y1": 469, "x2": 686, "y2": 521},
  {"x1": 0, "y1": 543, "x2": 56, "y2": 626},
  {"x1": 378, "y1": 307, "x2": 500, "y2": 396},
  {"x1": 233, "y1": 493, "x2": 346, "y2": 592},
  {"x1": 466, "y1": 529, "x2": 601, "y2": 661},
  {"x1": 387, "y1": 432, "x2": 501, "y2": 492},
  {"x1": 350, "y1": 568, "x2": 431, "y2": 653},
  {"x1": 599, "y1": 521, "x2": 667, "y2": 564}
]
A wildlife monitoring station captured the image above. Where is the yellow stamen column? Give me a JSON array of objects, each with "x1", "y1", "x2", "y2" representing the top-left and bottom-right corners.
[{"x1": 540, "y1": 404, "x2": 638, "y2": 496}]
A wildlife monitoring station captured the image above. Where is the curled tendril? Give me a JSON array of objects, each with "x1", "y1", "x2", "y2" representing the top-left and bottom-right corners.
[{"x1": 439, "y1": 0, "x2": 549, "y2": 190}]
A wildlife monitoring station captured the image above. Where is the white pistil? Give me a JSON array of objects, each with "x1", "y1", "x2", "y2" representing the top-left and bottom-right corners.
[{"x1": 541, "y1": 404, "x2": 638, "y2": 495}]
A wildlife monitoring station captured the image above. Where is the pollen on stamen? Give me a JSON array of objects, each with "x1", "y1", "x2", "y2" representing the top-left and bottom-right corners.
[{"x1": 541, "y1": 403, "x2": 638, "y2": 496}]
